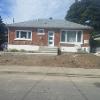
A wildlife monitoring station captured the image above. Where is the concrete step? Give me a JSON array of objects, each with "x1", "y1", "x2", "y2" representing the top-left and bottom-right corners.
[
  {"x1": 0, "y1": 52, "x2": 57, "y2": 56},
  {"x1": 38, "y1": 51, "x2": 57, "y2": 53},
  {"x1": 39, "y1": 46, "x2": 58, "y2": 53},
  {"x1": 31, "y1": 52, "x2": 57, "y2": 55}
]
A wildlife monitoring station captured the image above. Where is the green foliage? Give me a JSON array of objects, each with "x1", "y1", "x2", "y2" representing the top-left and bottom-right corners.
[
  {"x1": 9, "y1": 49, "x2": 19, "y2": 52},
  {"x1": 0, "y1": 16, "x2": 7, "y2": 44},
  {"x1": 20, "y1": 49, "x2": 26, "y2": 52},
  {"x1": 65, "y1": 0, "x2": 100, "y2": 35}
]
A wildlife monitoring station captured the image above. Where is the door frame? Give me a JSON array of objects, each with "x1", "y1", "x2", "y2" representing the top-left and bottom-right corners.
[{"x1": 48, "y1": 31, "x2": 55, "y2": 46}]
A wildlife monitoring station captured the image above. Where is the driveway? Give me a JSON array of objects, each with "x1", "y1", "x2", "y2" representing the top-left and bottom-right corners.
[{"x1": 0, "y1": 66, "x2": 100, "y2": 100}]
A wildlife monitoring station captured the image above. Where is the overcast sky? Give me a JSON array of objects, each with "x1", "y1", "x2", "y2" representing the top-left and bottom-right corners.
[{"x1": 0, "y1": 0, "x2": 75, "y2": 24}]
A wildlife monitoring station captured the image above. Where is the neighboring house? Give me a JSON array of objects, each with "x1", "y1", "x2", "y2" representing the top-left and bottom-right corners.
[
  {"x1": 94, "y1": 34, "x2": 100, "y2": 41},
  {"x1": 7, "y1": 19, "x2": 92, "y2": 53},
  {"x1": 94, "y1": 34, "x2": 100, "y2": 53}
]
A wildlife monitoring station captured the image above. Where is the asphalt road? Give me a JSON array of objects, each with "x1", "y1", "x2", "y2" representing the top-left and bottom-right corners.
[{"x1": 0, "y1": 73, "x2": 100, "y2": 100}]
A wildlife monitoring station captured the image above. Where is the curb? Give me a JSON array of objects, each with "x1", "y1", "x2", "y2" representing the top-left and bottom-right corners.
[{"x1": 0, "y1": 70, "x2": 100, "y2": 78}]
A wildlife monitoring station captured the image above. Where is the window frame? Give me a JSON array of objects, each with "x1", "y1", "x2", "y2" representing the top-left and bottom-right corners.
[
  {"x1": 60, "y1": 30, "x2": 83, "y2": 44},
  {"x1": 15, "y1": 30, "x2": 32, "y2": 40},
  {"x1": 37, "y1": 29, "x2": 45, "y2": 35}
]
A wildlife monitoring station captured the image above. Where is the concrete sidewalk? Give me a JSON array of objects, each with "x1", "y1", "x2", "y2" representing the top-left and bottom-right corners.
[{"x1": 0, "y1": 65, "x2": 100, "y2": 77}]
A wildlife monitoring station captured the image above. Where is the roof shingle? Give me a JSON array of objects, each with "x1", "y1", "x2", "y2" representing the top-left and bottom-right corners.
[{"x1": 8, "y1": 19, "x2": 92, "y2": 29}]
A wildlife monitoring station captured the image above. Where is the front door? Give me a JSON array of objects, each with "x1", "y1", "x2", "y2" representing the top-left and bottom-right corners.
[{"x1": 48, "y1": 31, "x2": 54, "y2": 46}]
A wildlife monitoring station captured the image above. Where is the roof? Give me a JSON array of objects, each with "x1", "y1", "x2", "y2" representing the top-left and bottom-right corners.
[
  {"x1": 7, "y1": 19, "x2": 92, "y2": 30},
  {"x1": 94, "y1": 37, "x2": 100, "y2": 40},
  {"x1": 94, "y1": 34, "x2": 100, "y2": 40}
]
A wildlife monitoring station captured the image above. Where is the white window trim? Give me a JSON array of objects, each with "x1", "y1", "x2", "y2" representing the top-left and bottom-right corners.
[
  {"x1": 60, "y1": 30, "x2": 83, "y2": 44},
  {"x1": 15, "y1": 30, "x2": 32, "y2": 41},
  {"x1": 37, "y1": 29, "x2": 45, "y2": 35}
]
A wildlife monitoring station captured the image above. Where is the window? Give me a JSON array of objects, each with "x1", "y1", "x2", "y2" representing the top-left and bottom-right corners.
[
  {"x1": 16, "y1": 31, "x2": 20, "y2": 38},
  {"x1": 61, "y1": 30, "x2": 82, "y2": 43},
  {"x1": 28, "y1": 32, "x2": 32, "y2": 39},
  {"x1": 38, "y1": 29, "x2": 44, "y2": 33},
  {"x1": 77, "y1": 31, "x2": 82, "y2": 42},
  {"x1": 67, "y1": 31, "x2": 76, "y2": 42},
  {"x1": 16, "y1": 30, "x2": 32, "y2": 40},
  {"x1": 21, "y1": 31, "x2": 27, "y2": 38},
  {"x1": 37, "y1": 29, "x2": 45, "y2": 35},
  {"x1": 61, "y1": 31, "x2": 66, "y2": 42}
]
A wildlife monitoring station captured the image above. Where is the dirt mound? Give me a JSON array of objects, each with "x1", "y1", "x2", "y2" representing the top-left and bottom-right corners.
[{"x1": 0, "y1": 53, "x2": 100, "y2": 68}]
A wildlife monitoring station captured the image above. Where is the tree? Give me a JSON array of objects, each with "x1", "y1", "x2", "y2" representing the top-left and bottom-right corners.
[
  {"x1": 65, "y1": 0, "x2": 100, "y2": 35},
  {"x1": 0, "y1": 16, "x2": 7, "y2": 45}
]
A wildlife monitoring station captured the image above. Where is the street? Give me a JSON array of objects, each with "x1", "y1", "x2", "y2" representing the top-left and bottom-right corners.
[{"x1": 0, "y1": 71, "x2": 100, "y2": 100}]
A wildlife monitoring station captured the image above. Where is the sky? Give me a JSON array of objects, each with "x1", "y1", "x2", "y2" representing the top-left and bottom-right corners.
[{"x1": 0, "y1": 0, "x2": 75, "y2": 24}]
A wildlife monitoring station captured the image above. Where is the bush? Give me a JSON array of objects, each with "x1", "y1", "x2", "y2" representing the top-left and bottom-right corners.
[
  {"x1": 20, "y1": 49, "x2": 26, "y2": 52},
  {"x1": 9, "y1": 49, "x2": 19, "y2": 52}
]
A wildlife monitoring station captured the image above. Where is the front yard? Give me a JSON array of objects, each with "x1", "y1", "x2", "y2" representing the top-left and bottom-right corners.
[{"x1": 0, "y1": 52, "x2": 100, "y2": 68}]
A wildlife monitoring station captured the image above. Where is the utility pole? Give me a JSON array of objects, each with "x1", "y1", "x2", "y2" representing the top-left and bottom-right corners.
[{"x1": 13, "y1": 18, "x2": 15, "y2": 23}]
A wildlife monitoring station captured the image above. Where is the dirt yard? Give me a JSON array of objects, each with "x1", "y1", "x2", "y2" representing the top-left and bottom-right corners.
[{"x1": 0, "y1": 52, "x2": 100, "y2": 68}]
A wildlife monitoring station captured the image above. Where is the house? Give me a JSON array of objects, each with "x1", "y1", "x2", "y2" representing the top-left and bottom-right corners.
[
  {"x1": 7, "y1": 19, "x2": 93, "y2": 53},
  {"x1": 94, "y1": 34, "x2": 100, "y2": 41},
  {"x1": 94, "y1": 34, "x2": 100, "y2": 53}
]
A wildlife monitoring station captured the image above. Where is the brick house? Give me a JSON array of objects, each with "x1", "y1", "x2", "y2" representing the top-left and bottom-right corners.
[{"x1": 7, "y1": 19, "x2": 92, "y2": 53}]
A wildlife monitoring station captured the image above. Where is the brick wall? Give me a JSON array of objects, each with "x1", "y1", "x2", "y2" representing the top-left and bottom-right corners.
[
  {"x1": 8, "y1": 27, "x2": 91, "y2": 47},
  {"x1": 8, "y1": 27, "x2": 48, "y2": 46},
  {"x1": 82, "y1": 30, "x2": 91, "y2": 47}
]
